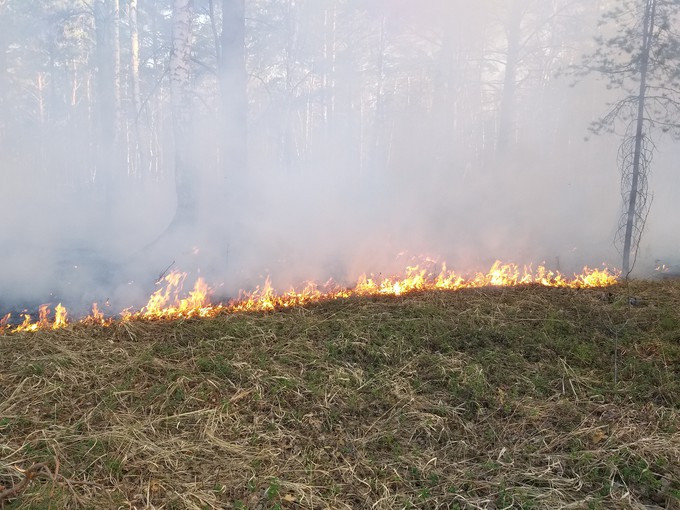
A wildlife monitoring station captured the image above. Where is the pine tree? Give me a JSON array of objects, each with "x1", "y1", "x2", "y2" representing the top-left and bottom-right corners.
[{"x1": 583, "y1": 0, "x2": 680, "y2": 275}]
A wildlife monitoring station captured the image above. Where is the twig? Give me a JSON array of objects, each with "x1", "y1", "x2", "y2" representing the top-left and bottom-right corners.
[
  {"x1": 157, "y1": 261, "x2": 176, "y2": 283},
  {"x1": 0, "y1": 459, "x2": 105, "y2": 509},
  {"x1": 614, "y1": 329, "x2": 619, "y2": 386},
  {"x1": 50, "y1": 456, "x2": 59, "y2": 500},
  {"x1": 0, "y1": 462, "x2": 51, "y2": 507}
]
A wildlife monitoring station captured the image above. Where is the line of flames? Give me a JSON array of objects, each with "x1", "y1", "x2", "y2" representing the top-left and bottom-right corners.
[{"x1": 0, "y1": 261, "x2": 619, "y2": 333}]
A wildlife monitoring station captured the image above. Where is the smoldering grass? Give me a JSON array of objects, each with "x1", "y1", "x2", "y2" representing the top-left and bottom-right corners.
[{"x1": 1, "y1": 281, "x2": 679, "y2": 509}]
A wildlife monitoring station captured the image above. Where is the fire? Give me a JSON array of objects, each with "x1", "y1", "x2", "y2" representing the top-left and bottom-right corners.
[
  {"x1": 91, "y1": 303, "x2": 104, "y2": 323},
  {"x1": 123, "y1": 272, "x2": 215, "y2": 320},
  {"x1": 231, "y1": 278, "x2": 351, "y2": 312},
  {"x1": 82, "y1": 302, "x2": 114, "y2": 326},
  {"x1": 0, "y1": 313, "x2": 9, "y2": 332},
  {"x1": 54, "y1": 303, "x2": 68, "y2": 329},
  {"x1": 10, "y1": 303, "x2": 69, "y2": 333},
  {"x1": 0, "y1": 260, "x2": 619, "y2": 333}
]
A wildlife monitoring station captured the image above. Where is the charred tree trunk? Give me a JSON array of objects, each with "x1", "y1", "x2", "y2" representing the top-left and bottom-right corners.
[
  {"x1": 621, "y1": 0, "x2": 655, "y2": 276},
  {"x1": 218, "y1": 0, "x2": 248, "y2": 179},
  {"x1": 170, "y1": 0, "x2": 197, "y2": 225}
]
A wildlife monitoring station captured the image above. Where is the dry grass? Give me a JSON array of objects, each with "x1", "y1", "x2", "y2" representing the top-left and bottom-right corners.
[{"x1": 1, "y1": 280, "x2": 679, "y2": 509}]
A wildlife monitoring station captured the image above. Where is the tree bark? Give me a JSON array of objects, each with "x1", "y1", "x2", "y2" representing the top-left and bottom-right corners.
[{"x1": 621, "y1": 0, "x2": 656, "y2": 276}]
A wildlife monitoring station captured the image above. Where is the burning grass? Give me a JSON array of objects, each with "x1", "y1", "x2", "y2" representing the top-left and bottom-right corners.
[
  {"x1": 1, "y1": 261, "x2": 618, "y2": 332},
  {"x1": 1, "y1": 280, "x2": 679, "y2": 509}
]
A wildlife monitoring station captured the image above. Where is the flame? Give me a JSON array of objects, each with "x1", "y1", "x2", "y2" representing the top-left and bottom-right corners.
[
  {"x1": 10, "y1": 303, "x2": 68, "y2": 332},
  {"x1": 82, "y1": 303, "x2": 113, "y2": 326},
  {"x1": 39, "y1": 304, "x2": 49, "y2": 328},
  {"x1": 225, "y1": 261, "x2": 618, "y2": 313},
  {"x1": 231, "y1": 278, "x2": 351, "y2": 312},
  {"x1": 12, "y1": 306, "x2": 47, "y2": 333},
  {"x1": 91, "y1": 303, "x2": 104, "y2": 323},
  {"x1": 53, "y1": 303, "x2": 68, "y2": 329},
  {"x1": 0, "y1": 313, "x2": 10, "y2": 333},
  {"x1": 124, "y1": 272, "x2": 215, "y2": 320},
  {"x1": 1, "y1": 260, "x2": 619, "y2": 333}
]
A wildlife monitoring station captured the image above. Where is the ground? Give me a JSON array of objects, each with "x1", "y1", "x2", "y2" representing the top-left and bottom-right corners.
[{"x1": 1, "y1": 281, "x2": 679, "y2": 509}]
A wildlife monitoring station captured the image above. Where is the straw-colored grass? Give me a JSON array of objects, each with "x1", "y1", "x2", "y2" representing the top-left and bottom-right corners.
[{"x1": 1, "y1": 281, "x2": 679, "y2": 509}]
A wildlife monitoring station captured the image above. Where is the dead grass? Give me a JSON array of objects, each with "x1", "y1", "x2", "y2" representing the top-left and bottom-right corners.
[{"x1": 1, "y1": 281, "x2": 679, "y2": 509}]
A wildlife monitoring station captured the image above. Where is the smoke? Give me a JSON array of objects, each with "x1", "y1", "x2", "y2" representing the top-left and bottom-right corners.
[{"x1": 0, "y1": 0, "x2": 677, "y2": 319}]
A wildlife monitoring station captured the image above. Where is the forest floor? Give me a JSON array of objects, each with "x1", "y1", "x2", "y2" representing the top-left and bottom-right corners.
[{"x1": 1, "y1": 281, "x2": 679, "y2": 510}]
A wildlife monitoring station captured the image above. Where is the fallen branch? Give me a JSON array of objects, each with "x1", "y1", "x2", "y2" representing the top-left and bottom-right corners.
[{"x1": 0, "y1": 462, "x2": 51, "y2": 508}]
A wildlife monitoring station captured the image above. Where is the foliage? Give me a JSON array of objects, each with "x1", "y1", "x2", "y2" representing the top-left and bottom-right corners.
[{"x1": 585, "y1": 0, "x2": 680, "y2": 137}]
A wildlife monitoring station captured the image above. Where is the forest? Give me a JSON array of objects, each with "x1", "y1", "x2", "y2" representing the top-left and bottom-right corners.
[
  {"x1": 1, "y1": 3, "x2": 680, "y2": 509},
  {"x1": 1, "y1": 0, "x2": 680, "y2": 313}
]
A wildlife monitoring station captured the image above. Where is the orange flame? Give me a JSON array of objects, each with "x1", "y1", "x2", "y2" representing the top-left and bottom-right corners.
[
  {"x1": 11, "y1": 303, "x2": 68, "y2": 332},
  {"x1": 124, "y1": 272, "x2": 215, "y2": 320},
  {"x1": 0, "y1": 313, "x2": 10, "y2": 333},
  {"x1": 38, "y1": 304, "x2": 49, "y2": 328},
  {"x1": 15, "y1": 313, "x2": 38, "y2": 333},
  {"x1": 1, "y1": 260, "x2": 619, "y2": 333},
  {"x1": 91, "y1": 303, "x2": 104, "y2": 323},
  {"x1": 82, "y1": 303, "x2": 113, "y2": 326},
  {"x1": 53, "y1": 303, "x2": 68, "y2": 329},
  {"x1": 227, "y1": 261, "x2": 617, "y2": 313}
]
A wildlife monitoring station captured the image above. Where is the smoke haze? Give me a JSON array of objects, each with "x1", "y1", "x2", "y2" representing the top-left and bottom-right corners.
[{"x1": 1, "y1": 0, "x2": 679, "y2": 317}]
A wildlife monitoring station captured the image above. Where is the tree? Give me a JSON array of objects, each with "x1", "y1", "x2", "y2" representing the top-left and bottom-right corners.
[
  {"x1": 128, "y1": 0, "x2": 144, "y2": 174},
  {"x1": 169, "y1": 0, "x2": 197, "y2": 225},
  {"x1": 496, "y1": 0, "x2": 523, "y2": 154},
  {"x1": 93, "y1": 0, "x2": 121, "y2": 184},
  {"x1": 494, "y1": 0, "x2": 594, "y2": 157},
  {"x1": 0, "y1": 0, "x2": 8, "y2": 143},
  {"x1": 216, "y1": 0, "x2": 247, "y2": 179},
  {"x1": 584, "y1": 0, "x2": 680, "y2": 275}
]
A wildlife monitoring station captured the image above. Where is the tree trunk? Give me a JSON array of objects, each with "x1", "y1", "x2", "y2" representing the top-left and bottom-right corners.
[
  {"x1": 280, "y1": 0, "x2": 297, "y2": 174},
  {"x1": 370, "y1": 14, "x2": 387, "y2": 178},
  {"x1": 0, "y1": 2, "x2": 8, "y2": 144},
  {"x1": 621, "y1": 0, "x2": 655, "y2": 276},
  {"x1": 497, "y1": 0, "x2": 523, "y2": 155},
  {"x1": 129, "y1": 0, "x2": 145, "y2": 175},
  {"x1": 170, "y1": 0, "x2": 197, "y2": 225},
  {"x1": 219, "y1": 0, "x2": 248, "y2": 179},
  {"x1": 94, "y1": 0, "x2": 118, "y2": 184},
  {"x1": 113, "y1": 0, "x2": 121, "y2": 121},
  {"x1": 322, "y1": 1, "x2": 337, "y2": 135}
]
